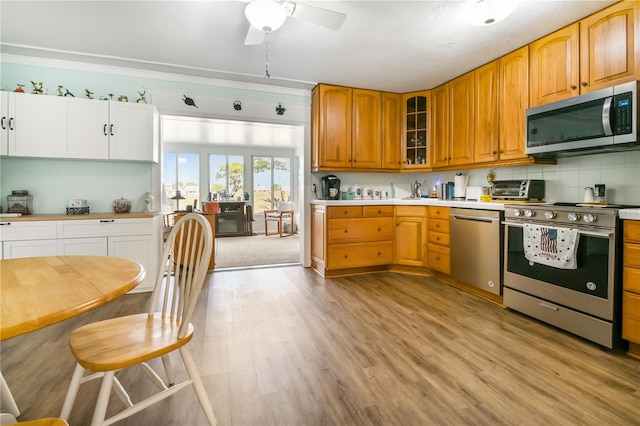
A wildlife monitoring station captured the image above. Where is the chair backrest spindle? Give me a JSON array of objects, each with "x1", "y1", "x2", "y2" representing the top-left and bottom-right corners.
[{"x1": 149, "y1": 213, "x2": 213, "y2": 338}]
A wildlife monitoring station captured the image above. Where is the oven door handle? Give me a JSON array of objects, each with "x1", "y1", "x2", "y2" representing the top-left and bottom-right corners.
[{"x1": 503, "y1": 221, "x2": 614, "y2": 238}]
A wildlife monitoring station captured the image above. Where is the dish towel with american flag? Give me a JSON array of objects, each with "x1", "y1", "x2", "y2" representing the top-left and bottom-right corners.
[{"x1": 523, "y1": 224, "x2": 579, "y2": 269}]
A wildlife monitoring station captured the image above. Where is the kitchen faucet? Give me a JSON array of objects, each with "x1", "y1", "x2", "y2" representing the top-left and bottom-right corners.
[{"x1": 411, "y1": 180, "x2": 421, "y2": 198}]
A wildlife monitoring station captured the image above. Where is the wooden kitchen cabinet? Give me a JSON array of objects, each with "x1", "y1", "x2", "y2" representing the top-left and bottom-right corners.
[
  {"x1": 312, "y1": 84, "x2": 352, "y2": 170},
  {"x1": 473, "y1": 60, "x2": 501, "y2": 163},
  {"x1": 499, "y1": 46, "x2": 529, "y2": 161},
  {"x1": 430, "y1": 72, "x2": 474, "y2": 168},
  {"x1": 430, "y1": 83, "x2": 449, "y2": 168},
  {"x1": 622, "y1": 220, "x2": 640, "y2": 358},
  {"x1": 382, "y1": 92, "x2": 402, "y2": 170},
  {"x1": 312, "y1": 205, "x2": 394, "y2": 275},
  {"x1": 352, "y1": 88, "x2": 383, "y2": 169},
  {"x1": 530, "y1": 1, "x2": 639, "y2": 107},
  {"x1": 427, "y1": 206, "x2": 450, "y2": 274},
  {"x1": 312, "y1": 84, "x2": 386, "y2": 171},
  {"x1": 394, "y1": 206, "x2": 427, "y2": 267},
  {"x1": 402, "y1": 91, "x2": 430, "y2": 169}
]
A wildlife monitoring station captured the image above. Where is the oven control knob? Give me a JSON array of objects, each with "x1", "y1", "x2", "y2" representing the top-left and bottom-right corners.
[
  {"x1": 544, "y1": 211, "x2": 556, "y2": 219},
  {"x1": 524, "y1": 209, "x2": 535, "y2": 217},
  {"x1": 568, "y1": 212, "x2": 581, "y2": 221},
  {"x1": 583, "y1": 213, "x2": 597, "y2": 223},
  {"x1": 513, "y1": 209, "x2": 523, "y2": 217}
]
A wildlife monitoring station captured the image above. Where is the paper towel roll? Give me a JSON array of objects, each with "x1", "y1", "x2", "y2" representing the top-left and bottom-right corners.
[{"x1": 454, "y1": 174, "x2": 467, "y2": 198}]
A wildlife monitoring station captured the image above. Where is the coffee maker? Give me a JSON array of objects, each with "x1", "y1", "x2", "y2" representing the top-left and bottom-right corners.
[{"x1": 321, "y1": 175, "x2": 341, "y2": 200}]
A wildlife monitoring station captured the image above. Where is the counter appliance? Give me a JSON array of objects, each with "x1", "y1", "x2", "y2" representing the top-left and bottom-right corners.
[
  {"x1": 491, "y1": 179, "x2": 545, "y2": 200},
  {"x1": 321, "y1": 175, "x2": 341, "y2": 200}
]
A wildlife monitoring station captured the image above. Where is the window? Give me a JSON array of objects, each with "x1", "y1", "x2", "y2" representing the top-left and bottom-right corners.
[
  {"x1": 162, "y1": 152, "x2": 199, "y2": 211},
  {"x1": 253, "y1": 156, "x2": 291, "y2": 213},
  {"x1": 209, "y1": 155, "x2": 244, "y2": 201}
]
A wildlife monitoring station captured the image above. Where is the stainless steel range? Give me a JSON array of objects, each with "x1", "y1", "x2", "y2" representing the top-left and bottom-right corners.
[{"x1": 503, "y1": 203, "x2": 626, "y2": 348}]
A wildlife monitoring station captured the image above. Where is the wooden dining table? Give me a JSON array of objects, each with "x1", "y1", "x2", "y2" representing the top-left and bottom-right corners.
[{"x1": 0, "y1": 255, "x2": 145, "y2": 419}]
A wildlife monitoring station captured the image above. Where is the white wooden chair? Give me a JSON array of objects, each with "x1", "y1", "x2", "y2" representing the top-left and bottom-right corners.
[
  {"x1": 59, "y1": 213, "x2": 216, "y2": 426},
  {"x1": 263, "y1": 201, "x2": 295, "y2": 237}
]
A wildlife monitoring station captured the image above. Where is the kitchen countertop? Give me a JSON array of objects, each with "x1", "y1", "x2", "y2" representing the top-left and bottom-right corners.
[
  {"x1": 0, "y1": 212, "x2": 159, "y2": 222},
  {"x1": 310, "y1": 198, "x2": 506, "y2": 211},
  {"x1": 619, "y1": 209, "x2": 640, "y2": 220}
]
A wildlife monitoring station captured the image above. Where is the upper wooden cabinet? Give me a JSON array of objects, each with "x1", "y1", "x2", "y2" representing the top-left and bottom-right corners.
[
  {"x1": 499, "y1": 46, "x2": 530, "y2": 161},
  {"x1": 402, "y1": 91, "x2": 430, "y2": 169},
  {"x1": 311, "y1": 84, "x2": 385, "y2": 171},
  {"x1": 430, "y1": 83, "x2": 449, "y2": 168},
  {"x1": 311, "y1": 84, "x2": 352, "y2": 170},
  {"x1": 530, "y1": 1, "x2": 639, "y2": 106},
  {"x1": 474, "y1": 60, "x2": 500, "y2": 163},
  {"x1": 352, "y1": 88, "x2": 383, "y2": 169},
  {"x1": 430, "y1": 72, "x2": 474, "y2": 168},
  {"x1": 382, "y1": 92, "x2": 402, "y2": 170}
]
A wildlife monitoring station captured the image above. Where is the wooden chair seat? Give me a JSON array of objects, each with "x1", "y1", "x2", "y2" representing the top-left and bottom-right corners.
[{"x1": 69, "y1": 313, "x2": 194, "y2": 372}]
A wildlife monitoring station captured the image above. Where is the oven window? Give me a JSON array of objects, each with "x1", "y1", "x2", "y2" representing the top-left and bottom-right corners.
[{"x1": 506, "y1": 226, "x2": 610, "y2": 299}]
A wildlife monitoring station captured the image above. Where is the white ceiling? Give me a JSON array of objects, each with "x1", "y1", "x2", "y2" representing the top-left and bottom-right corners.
[{"x1": 0, "y1": 0, "x2": 619, "y2": 93}]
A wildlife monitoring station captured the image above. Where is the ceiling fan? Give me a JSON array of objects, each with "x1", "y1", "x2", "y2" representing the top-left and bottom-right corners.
[{"x1": 243, "y1": 0, "x2": 347, "y2": 45}]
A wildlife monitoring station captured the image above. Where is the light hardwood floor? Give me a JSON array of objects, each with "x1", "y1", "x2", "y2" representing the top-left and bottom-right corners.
[{"x1": 2, "y1": 266, "x2": 639, "y2": 425}]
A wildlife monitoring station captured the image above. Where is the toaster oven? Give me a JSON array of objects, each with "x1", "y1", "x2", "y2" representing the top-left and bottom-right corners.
[{"x1": 491, "y1": 180, "x2": 545, "y2": 200}]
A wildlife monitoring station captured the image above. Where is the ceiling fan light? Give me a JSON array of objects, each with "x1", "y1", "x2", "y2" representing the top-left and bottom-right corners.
[
  {"x1": 245, "y1": 0, "x2": 288, "y2": 33},
  {"x1": 463, "y1": 0, "x2": 518, "y2": 26}
]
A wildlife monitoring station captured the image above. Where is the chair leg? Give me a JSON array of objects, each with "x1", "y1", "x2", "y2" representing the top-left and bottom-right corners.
[
  {"x1": 60, "y1": 363, "x2": 86, "y2": 420},
  {"x1": 180, "y1": 347, "x2": 217, "y2": 426},
  {"x1": 161, "y1": 354, "x2": 175, "y2": 386},
  {"x1": 91, "y1": 371, "x2": 115, "y2": 426}
]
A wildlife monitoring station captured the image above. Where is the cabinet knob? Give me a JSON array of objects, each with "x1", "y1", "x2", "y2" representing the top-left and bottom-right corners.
[
  {"x1": 344, "y1": 229, "x2": 348, "y2": 234},
  {"x1": 581, "y1": 81, "x2": 588, "y2": 87},
  {"x1": 499, "y1": 149, "x2": 504, "y2": 154},
  {"x1": 571, "y1": 84, "x2": 577, "y2": 90},
  {"x1": 436, "y1": 224, "x2": 440, "y2": 228},
  {"x1": 492, "y1": 151, "x2": 497, "y2": 155},
  {"x1": 377, "y1": 252, "x2": 381, "y2": 256},
  {"x1": 377, "y1": 228, "x2": 381, "y2": 232},
  {"x1": 343, "y1": 254, "x2": 348, "y2": 259},
  {"x1": 436, "y1": 236, "x2": 440, "y2": 241},
  {"x1": 436, "y1": 256, "x2": 440, "y2": 261}
]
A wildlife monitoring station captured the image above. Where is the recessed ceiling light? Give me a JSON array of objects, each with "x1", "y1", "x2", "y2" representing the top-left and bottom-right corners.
[{"x1": 463, "y1": 0, "x2": 519, "y2": 26}]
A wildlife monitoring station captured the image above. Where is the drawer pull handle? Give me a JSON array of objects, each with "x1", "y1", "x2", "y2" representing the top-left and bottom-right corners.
[
  {"x1": 344, "y1": 230, "x2": 348, "y2": 234},
  {"x1": 540, "y1": 302, "x2": 559, "y2": 311},
  {"x1": 436, "y1": 256, "x2": 440, "y2": 261},
  {"x1": 377, "y1": 210, "x2": 382, "y2": 214},
  {"x1": 100, "y1": 219, "x2": 115, "y2": 223},
  {"x1": 377, "y1": 228, "x2": 381, "y2": 232},
  {"x1": 104, "y1": 124, "x2": 107, "y2": 136},
  {"x1": 436, "y1": 236, "x2": 440, "y2": 241},
  {"x1": 436, "y1": 224, "x2": 440, "y2": 228},
  {"x1": 377, "y1": 252, "x2": 381, "y2": 256},
  {"x1": 0, "y1": 223, "x2": 11, "y2": 226},
  {"x1": 343, "y1": 254, "x2": 348, "y2": 259}
]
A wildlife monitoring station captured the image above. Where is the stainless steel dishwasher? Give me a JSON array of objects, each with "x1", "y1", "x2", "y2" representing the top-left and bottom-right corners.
[{"x1": 449, "y1": 208, "x2": 503, "y2": 295}]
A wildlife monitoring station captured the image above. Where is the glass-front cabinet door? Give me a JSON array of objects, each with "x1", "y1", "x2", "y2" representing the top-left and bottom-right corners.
[{"x1": 402, "y1": 91, "x2": 430, "y2": 169}]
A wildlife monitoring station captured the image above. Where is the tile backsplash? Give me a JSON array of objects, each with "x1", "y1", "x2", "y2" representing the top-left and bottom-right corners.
[{"x1": 312, "y1": 150, "x2": 640, "y2": 205}]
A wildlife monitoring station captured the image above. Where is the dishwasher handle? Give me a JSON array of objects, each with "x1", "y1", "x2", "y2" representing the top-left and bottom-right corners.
[{"x1": 451, "y1": 214, "x2": 499, "y2": 223}]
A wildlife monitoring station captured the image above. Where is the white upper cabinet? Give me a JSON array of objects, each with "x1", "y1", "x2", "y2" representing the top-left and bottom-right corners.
[
  {"x1": 66, "y1": 97, "x2": 110, "y2": 159},
  {"x1": 7, "y1": 92, "x2": 67, "y2": 158},
  {"x1": 108, "y1": 101, "x2": 158, "y2": 162},
  {"x1": 1, "y1": 91, "x2": 9, "y2": 156},
  {"x1": 1, "y1": 92, "x2": 158, "y2": 162}
]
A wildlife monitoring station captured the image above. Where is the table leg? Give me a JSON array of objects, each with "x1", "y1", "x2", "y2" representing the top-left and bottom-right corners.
[{"x1": 0, "y1": 372, "x2": 20, "y2": 417}]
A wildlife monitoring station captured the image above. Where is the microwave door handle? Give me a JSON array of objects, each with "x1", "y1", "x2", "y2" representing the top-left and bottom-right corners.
[{"x1": 602, "y1": 96, "x2": 613, "y2": 136}]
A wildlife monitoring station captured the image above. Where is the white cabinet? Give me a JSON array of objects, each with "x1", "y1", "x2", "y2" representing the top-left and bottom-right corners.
[
  {"x1": 66, "y1": 97, "x2": 110, "y2": 159},
  {"x1": 1, "y1": 91, "x2": 9, "y2": 156},
  {"x1": 7, "y1": 92, "x2": 67, "y2": 158},
  {"x1": 3, "y1": 239, "x2": 58, "y2": 259},
  {"x1": 0, "y1": 92, "x2": 158, "y2": 163},
  {"x1": 108, "y1": 102, "x2": 158, "y2": 162},
  {"x1": 0, "y1": 217, "x2": 159, "y2": 292},
  {"x1": 58, "y1": 237, "x2": 108, "y2": 255}
]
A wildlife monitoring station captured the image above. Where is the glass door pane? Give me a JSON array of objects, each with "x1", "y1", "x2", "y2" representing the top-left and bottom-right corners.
[{"x1": 253, "y1": 156, "x2": 272, "y2": 213}]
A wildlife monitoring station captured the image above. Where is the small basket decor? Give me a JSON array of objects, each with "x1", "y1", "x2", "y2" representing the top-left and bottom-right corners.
[{"x1": 66, "y1": 206, "x2": 90, "y2": 215}]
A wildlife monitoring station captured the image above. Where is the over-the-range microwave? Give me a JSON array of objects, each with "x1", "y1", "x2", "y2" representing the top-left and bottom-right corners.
[{"x1": 525, "y1": 80, "x2": 640, "y2": 157}]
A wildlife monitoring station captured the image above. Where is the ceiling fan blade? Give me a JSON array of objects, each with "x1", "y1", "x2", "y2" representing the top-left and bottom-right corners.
[
  {"x1": 288, "y1": 2, "x2": 346, "y2": 31},
  {"x1": 244, "y1": 25, "x2": 267, "y2": 45}
]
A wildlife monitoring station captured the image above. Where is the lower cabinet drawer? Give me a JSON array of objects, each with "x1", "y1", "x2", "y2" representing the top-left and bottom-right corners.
[
  {"x1": 428, "y1": 231, "x2": 450, "y2": 246},
  {"x1": 624, "y1": 266, "x2": 640, "y2": 293},
  {"x1": 328, "y1": 218, "x2": 394, "y2": 244},
  {"x1": 429, "y1": 218, "x2": 450, "y2": 234},
  {"x1": 624, "y1": 243, "x2": 640, "y2": 268},
  {"x1": 623, "y1": 291, "x2": 640, "y2": 343},
  {"x1": 428, "y1": 243, "x2": 450, "y2": 274},
  {"x1": 327, "y1": 241, "x2": 394, "y2": 269}
]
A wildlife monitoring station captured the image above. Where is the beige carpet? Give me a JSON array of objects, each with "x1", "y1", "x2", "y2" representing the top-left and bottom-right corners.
[{"x1": 214, "y1": 233, "x2": 300, "y2": 269}]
